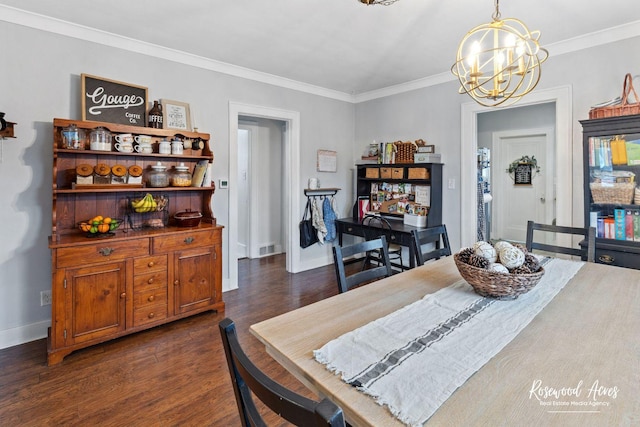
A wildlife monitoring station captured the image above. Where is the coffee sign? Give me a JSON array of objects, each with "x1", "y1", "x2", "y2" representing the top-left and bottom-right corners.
[{"x1": 81, "y1": 74, "x2": 148, "y2": 127}]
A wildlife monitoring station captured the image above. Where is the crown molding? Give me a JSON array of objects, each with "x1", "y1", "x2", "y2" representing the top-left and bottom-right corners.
[
  {"x1": 0, "y1": 5, "x2": 353, "y2": 103},
  {"x1": 2, "y1": 5, "x2": 639, "y2": 104}
]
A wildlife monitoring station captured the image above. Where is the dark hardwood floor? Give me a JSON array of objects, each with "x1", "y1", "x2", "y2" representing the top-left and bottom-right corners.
[{"x1": 0, "y1": 254, "x2": 345, "y2": 426}]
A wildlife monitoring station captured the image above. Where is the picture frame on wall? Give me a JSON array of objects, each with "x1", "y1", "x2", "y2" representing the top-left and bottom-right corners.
[
  {"x1": 317, "y1": 149, "x2": 337, "y2": 172},
  {"x1": 161, "y1": 99, "x2": 192, "y2": 131},
  {"x1": 81, "y1": 74, "x2": 147, "y2": 127}
]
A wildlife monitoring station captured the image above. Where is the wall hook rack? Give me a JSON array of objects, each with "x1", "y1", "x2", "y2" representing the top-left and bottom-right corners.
[{"x1": 304, "y1": 187, "x2": 340, "y2": 197}]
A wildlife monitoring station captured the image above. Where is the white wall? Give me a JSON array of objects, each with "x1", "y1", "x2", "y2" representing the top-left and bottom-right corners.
[{"x1": 0, "y1": 21, "x2": 354, "y2": 348}]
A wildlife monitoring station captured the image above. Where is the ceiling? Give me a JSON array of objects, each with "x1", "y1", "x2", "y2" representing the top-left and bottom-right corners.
[{"x1": 3, "y1": 0, "x2": 640, "y2": 96}]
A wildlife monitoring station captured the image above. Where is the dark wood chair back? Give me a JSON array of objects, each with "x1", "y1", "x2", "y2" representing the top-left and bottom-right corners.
[
  {"x1": 525, "y1": 220, "x2": 596, "y2": 262},
  {"x1": 219, "y1": 318, "x2": 346, "y2": 427},
  {"x1": 411, "y1": 225, "x2": 452, "y2": 266},
  {"x1": 332, "y1": 236, "x2": 393, "y2": 293},
  {"x1": 361, "y1": 214, "x2": 405, "y2": 270}
]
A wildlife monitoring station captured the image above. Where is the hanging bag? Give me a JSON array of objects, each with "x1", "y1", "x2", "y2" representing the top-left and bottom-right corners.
[{"x1": 299, "y1": 199, "x2": 319, "y2": 248}]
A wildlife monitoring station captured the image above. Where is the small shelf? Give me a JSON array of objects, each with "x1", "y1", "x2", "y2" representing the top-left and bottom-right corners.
[
  {"x1": 54, "y1": 148, "x2": 212, "y2": 161},
  {"x1": 55, "y1": 186, "x2": 214, "y2": 194},
  {"x1": 304, "y1": 187, "x2": 340, "y2": 197}
]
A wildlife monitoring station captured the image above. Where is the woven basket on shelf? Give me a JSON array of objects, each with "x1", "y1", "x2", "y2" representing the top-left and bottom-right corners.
[
  {"x1": 589, "y1": 74, "x2": 640, "y2": 119},
  {"x1": 453, "y1": 253, "x2": 544, "y2": 300},
  {"x1": 590, "y1": 182, "x2": 635, "y2": 204}
]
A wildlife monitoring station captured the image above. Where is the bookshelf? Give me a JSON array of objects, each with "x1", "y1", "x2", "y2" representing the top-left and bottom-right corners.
[{"x1": 581, "y1": 114, "x2": 640, "y2": 269}]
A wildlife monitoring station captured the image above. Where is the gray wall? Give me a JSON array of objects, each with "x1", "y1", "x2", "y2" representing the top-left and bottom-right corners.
[
  {"x1": 0, "y1": 21, "x2": 354, "y2": 348},
  {"x1": 1, "y1": 17, "x2": 639, "y2": 348},
  {"x1": 354, "y1": 36, "x2": 640, "y2": 250}
]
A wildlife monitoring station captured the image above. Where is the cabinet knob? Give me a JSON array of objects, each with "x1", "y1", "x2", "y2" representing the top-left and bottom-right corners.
[
  {"x1": 347, "y1": 227, "x2": 353, "y2": 232},
  {"x1": 148, "y1": 295, "x2": 155, "y2": 302},
  {"x1": 598, "y1": 254, "x2": 615, "y2": 264},
  {"x1": 147, "y1": 278, "x2": 154, "y2": 284},
  {"x1": 148, "y1": 312, "x2": 155, "y2": 319},
  {"x1": 120, "y1": 292, "x2": 126, "y2": 299},
  {"x1": 174, "y1": 280, "x2": 179, "y2": 286},
  {"x1": 147, "y1": 261, "x2": 155, "y2": 268},
  {"x1": 99, "y1": 247, "x2": 114, "y2": 256},
  {"x1": 184, "y1": 236, "x2": 195, "y2": 244}
]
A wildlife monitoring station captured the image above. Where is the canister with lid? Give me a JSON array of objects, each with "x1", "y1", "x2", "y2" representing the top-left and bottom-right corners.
[
  {"x1": 94, "y1": 163, "x2": 111, "y2": 185},
  {"x1": 147, "y1": 162, "x2": 169, "y2": 187},
  {"x1": 61, "y1": 124, "x2": 85, "y2": 149},
  {"x1": 171, "y1": 162, "x2": 192, "y2": 187}
]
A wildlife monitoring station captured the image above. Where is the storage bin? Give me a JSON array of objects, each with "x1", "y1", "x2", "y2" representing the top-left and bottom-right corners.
[
  {"x1": 408, "y1": 167, "x2": 429, "y2": 180},
  {"x1": 391, "y1": 168, "x2": 404, "y2": 179},
  {"x1": 403, "y1": 213, "x2": 427, "y2": 228},
  {"x1": 365, "y1": 168, "x2": 379, "y2": 179},
  {"x1": 380, "y1": 167, "x2": 392, "y2": 179}
]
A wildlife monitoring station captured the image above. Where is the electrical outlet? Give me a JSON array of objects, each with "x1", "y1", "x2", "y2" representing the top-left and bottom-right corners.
[
  {"x1": 40, "y1": 290, "x2": 52, "y2": 306},
  {"x1": 448, "y1": 178, "x2": 456, "y2": 189}
]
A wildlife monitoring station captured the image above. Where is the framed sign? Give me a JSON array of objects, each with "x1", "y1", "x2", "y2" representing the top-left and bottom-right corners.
[
  {"x1": 81, "y1": 74, "x2": 147, "y2": 126},
  {"x1": 514, "y1": 164, "x2": 533, "y2": 185},
  {"x1": 161, "y1": 99, "x2": 192, "y2": 131},
  {"x1": 317, "y1": 149, "x2": 337, "y2": 172}
]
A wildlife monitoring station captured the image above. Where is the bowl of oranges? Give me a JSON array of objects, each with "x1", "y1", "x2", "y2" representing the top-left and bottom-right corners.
[{"x1": 78, "y1": 216, "x2": 123, "y2": 237}]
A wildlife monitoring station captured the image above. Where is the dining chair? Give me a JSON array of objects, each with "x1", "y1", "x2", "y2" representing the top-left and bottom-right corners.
[
  {"x1": 219, "y1": 318, "x2": 346, "y2": 427},
  {"x1": 411, "y1": 224, "x2": 452, "y2": 266},
  {"x1": 332, "y1": 236, "x2": 393, "y2": 293},
  {"x1": 525, "y1": 220, "x2": 596, "y2": 262},
  {"x1": 361, "y1": 214, "x2": 405, "y2": 271}
]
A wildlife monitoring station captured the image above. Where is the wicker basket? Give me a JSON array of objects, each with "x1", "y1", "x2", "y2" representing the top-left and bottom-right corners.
[
  {"x1": 590, "y1": 182, "x2": 635, "y2": 204},
  {"x1": 589, "y1": 74, "x2": 640, "y2": 119},
  {"x1": 453, "y1": 253, "x2": 544, "y2": 300}
]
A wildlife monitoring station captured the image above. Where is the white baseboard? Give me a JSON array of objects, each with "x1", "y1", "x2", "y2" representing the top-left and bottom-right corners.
[{"x1": 0, "y1": 320, "x2": 50, "y2": 350}]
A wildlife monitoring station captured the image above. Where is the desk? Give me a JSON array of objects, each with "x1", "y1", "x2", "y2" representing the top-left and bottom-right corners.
[
  {"x1": 250, "y1": 258, "x2": 640, "y2": 426},
  {"x1": 335, "y1": 217, "x2": 426, "y2": 269}
]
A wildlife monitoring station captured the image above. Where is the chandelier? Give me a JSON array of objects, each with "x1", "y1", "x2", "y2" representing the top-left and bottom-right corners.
[
  {"x1": 358, "y1": 0, "x2": 400, "y2": 5},
  {"x1": 451, "y1": 0, "x2": 548, "y2": 107}
]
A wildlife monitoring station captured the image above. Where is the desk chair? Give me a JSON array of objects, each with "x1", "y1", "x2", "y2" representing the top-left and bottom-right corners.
[
  {"x1": 219, "y1": 318, "x2": 346, "y2": 427},
  {"x1": 411, "y1": 225, "x2": 452, "y2": 266},
  {"x1": 361, "y1": 214, "x2": 405, "y2": 271},
  {"x1": 525, "y1": 220, "x2": 596, "y2": 262},
  {"x1": 333, "y1": 237, "x2": 393, "y2": 293}
]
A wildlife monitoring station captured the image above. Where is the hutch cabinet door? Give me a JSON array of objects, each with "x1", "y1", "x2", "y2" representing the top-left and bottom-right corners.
[
  {"x1": 63, "y1": 262, "x2": 126, "y2": 344},
  {"x1": 173, "y1": 247, "x2": 217, "y2": 315}
]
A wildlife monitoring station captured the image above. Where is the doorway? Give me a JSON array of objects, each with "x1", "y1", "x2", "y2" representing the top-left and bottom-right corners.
[
  {"x1": 228, "y1": 102, "x2": 301, "y2": 291},
  {"x1": 237, "y1": 118, "x2": 285, "y2": 260},
  {"x1": 460, "y1": 85, "x2": 573, "y2": 249}
]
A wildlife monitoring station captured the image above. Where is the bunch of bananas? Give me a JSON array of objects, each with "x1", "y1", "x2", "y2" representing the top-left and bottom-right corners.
[{"x1": 132, "y1": 193, "x2": 158, "y2": 213}]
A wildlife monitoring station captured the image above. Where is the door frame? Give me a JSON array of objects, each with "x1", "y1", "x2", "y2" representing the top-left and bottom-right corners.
[
  {"x1": 491, "y1": 128, "x2": 555, "y2": 242},
  {"x1": 460, "y1": 85, "x2": 573, "y2": 249},
  {"x1": 229, "y1": 102, "x2": 301, "y2": 290}
]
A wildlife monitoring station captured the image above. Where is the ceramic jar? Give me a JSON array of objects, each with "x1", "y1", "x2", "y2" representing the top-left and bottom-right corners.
[{"x1": 171, "y1": 139, "x2": 183, "y2": 155}]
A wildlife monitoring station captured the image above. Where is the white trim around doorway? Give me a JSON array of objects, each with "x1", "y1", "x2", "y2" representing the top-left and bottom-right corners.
[
  {"x1": 460, "y1": 86, "x2": 573, "y2": 249},
  {"x1": 228, "y1": 102, "x2": 301, "y2": 291}
]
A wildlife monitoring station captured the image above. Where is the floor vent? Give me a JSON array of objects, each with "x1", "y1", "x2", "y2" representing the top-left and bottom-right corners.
[{"x1": 259, "y1": 244, "x2": 276, "y2": 256}]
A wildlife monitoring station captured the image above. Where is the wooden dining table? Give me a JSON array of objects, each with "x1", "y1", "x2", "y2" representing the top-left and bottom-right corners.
[{"x1": 250, "y1": 257, "x2": 640, "y2": 426}]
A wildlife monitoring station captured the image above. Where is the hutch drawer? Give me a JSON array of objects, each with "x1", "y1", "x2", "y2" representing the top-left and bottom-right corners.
[
  {"x1": 152, "y1": 229, "x2": 217, "y2": 253},
  {"x1": 56, "y1": 238, "x2": 149, "y2": 268}
]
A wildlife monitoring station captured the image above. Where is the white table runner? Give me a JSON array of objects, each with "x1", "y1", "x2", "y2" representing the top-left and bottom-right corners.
[{"x1": 314, "y1": 257, "x2": 584, "y2": 426}]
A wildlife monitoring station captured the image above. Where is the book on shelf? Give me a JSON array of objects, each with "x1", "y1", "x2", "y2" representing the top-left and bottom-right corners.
[
  {"x1": 625, "y1": 139, "x2": 640, "y2": 165},
  {"x1": 634, "y1": 211, "x2": 640, "y2": 241},
  {"x1": 614, "y1": 209, "x2": 626, "y2": 240}
]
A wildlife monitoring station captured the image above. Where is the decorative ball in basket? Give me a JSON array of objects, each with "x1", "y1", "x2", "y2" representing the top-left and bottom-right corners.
[
  {"x1": 78, "y1": 216, "x2": 122, "y2": 237},
  {"x1": 454, "y1": 241, "x2": 544, "y2": 300}
]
